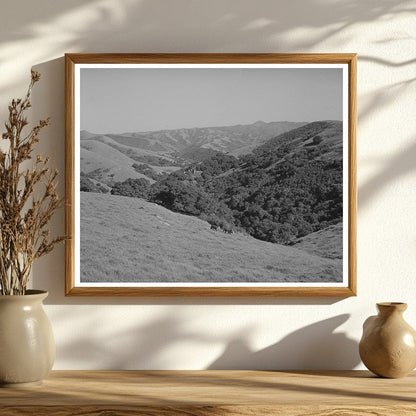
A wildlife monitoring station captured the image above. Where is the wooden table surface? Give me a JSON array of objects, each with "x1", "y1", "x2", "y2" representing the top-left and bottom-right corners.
[{"x1": 1, "y1": 370, "x2": 415, "y2": 415}]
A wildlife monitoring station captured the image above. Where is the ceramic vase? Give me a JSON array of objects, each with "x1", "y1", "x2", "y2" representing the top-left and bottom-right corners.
[
  {"x1": 0, "y1": 290, "x2": 55, "y2": 387},
  {"x1": 359, "y1": 302, "x2": 416, "y2": 378}
]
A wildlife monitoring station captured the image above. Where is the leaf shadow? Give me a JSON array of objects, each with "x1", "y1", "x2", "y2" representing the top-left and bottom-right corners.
[{"x1": 208, "y1": 314, "x2": 360, "y2": 370}]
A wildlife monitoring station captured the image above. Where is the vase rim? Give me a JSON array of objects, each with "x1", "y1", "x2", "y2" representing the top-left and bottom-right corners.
[
  {"x1": 377, "y1": 302, "x2": 407, "y2": 312},
  {"x1": 0, "y1": 290, "x2": 48, "y2": 301}
]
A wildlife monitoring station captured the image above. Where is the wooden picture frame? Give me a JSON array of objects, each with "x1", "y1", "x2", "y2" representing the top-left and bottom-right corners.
[{"x1": 65, "y1": 53, "x2": 356, "y2": 296}]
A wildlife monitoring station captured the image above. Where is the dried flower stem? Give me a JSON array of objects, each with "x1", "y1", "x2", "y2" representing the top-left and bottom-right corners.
[{"x1": 0, "y1": 71, "x2": 65, "y2": 295}]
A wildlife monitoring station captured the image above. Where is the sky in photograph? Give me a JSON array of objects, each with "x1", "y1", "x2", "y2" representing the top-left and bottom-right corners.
[{"x1": 80, "y1": 66, "x2": 343, "y2": 134}]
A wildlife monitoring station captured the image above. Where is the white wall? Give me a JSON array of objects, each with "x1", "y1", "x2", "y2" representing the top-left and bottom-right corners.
[{"x1": 1, "y1": 0, "x2": 415, "y2": 370}]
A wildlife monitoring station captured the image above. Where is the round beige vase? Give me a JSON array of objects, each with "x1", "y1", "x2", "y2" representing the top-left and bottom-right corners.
[
  {"x1": 0, "y1": 290, "x2": 55, "y2": 387},
  {"x1": 359, "y1": 302, "x2": 416, "y2": 378}
]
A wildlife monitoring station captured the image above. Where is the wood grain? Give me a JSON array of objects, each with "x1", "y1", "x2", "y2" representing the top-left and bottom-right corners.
[
  {"x1": 65, "y1": 286, "x2": 356, "y2": 297},
  {"x1": 348, "y1": 54, "x2": 358, "y2": 296},
  {"x1": 65, "y1": 53, "x2": 358, "y2": 64},
  {"x1": 64, "y1": 53, "x2": 357, "y2": 297},
  {"x1": 3, "y1": 405, "x2": 416, "y2": 416},
  {"x1": 1, "y1": 370, "x2": 415, "y2": 416},
  {"x1": 65, "y1": 54, "x2": 75, "y2": 297}
]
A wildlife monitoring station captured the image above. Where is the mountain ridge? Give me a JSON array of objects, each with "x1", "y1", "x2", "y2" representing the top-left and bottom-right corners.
[{"x1": 81, "y1": 120, "x2": 308, "y2": 157}]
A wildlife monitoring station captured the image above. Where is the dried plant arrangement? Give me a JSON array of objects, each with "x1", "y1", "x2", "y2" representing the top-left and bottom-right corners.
[{"x1": 0, "y1": 71, "x2": 65, "y2": 295}]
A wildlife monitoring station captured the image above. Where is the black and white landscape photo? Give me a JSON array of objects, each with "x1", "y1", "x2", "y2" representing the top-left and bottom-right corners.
[{"x1": 77, "y1": 65, "x2": 347, "y2": 286}]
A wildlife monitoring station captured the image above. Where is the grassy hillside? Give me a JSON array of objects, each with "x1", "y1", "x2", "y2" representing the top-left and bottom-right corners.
[
  {"x1": 81, "y1": 139, "x2": 138, "y2": 168},
  {"x1": 80, "y1": 134, "x2": 179, "y2": 186},
  {"x1": 80, "y1": 192, "x2": 342, "y2": 283},
  {"x1": 80, "y1": 147, "x2": 150, "y2": 185},
  {"x1": 81, "y1": 132, "x2": 175, "y2": 161},
  {"x1": 291, "y1": 223, "x2": 343, "y2": 259}
]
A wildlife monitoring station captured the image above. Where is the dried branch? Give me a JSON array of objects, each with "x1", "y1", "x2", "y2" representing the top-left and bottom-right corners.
[{"x1": 0, "y1": 71, "x2": 66, "y2": 295}]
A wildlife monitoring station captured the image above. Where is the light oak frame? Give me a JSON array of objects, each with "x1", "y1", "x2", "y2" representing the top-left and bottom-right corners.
[{"x1": 65, "y1": 53, "x2": 357, "y2": 297}]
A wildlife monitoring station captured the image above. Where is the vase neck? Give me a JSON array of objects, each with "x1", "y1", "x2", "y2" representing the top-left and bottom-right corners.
[
  {"x1": 0, "y1": 290, "x2": 48, "y2": 304},
  {"x1": 377, "y1": 302, "x2": 407, "y2": 317}
]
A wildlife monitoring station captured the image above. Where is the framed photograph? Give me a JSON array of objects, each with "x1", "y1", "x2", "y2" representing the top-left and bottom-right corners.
[{"x1": 65, "y1": 53, "x2": 356, "y2": 296}]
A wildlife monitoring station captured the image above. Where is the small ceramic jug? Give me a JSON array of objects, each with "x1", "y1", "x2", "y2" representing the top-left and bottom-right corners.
[{"x1": 359, "y1": 302, "x2": 416, "y2": 378}]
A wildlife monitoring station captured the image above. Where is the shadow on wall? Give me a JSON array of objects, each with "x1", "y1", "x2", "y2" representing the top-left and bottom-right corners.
[
  {"x1": 54, "y1": 310, "x2": 216, "y2": 369},
  {"x1": 0, "y1": 0, "x2": 414, "y2": 96},
  {"x1": 1, "y1": 0, "x2": 414, "y2": 52},
  {"x1": 53, "y1": 307, "x2": 359, "y2": 370},
  {"x1": 358, "y1": 77, "x2": 416, "y2": 130},
  {"x1": 30, "y1": 57, "x2": 67, "y2": 302},
  {"x1": 42, "y1": 0, "x2": 414, "y2": 53},
  {"x1": 208, "y1": 314, "x2": 360, "y2": 370}
]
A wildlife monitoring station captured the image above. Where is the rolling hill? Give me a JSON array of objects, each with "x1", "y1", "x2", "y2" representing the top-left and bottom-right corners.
[
  {"x1": 80, "y1": 133, "x2": 178, "y2": 186},
  {"x1": 79, "y1": 120, "x2": 308, "y2": 188},
  {"x1": 81, "y1": 120, "x2": 306, "y2": 160},
  {"x1": 255, "y1": 120, "x2": 343, "y2": 161},
  {"x1": 291, "y1": 223, "x2": 343, "y2": 259},
  {"x1": 80, "y1": 192, "x2": 342, "y2": 283},
  {"x1": 80, "y1": 144, "x2": 151, "y2": 185}
]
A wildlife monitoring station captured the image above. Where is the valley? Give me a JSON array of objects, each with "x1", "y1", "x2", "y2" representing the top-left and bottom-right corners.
[{"x1": 79, "y1": 119, "x2": 344, "y2": 283}]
